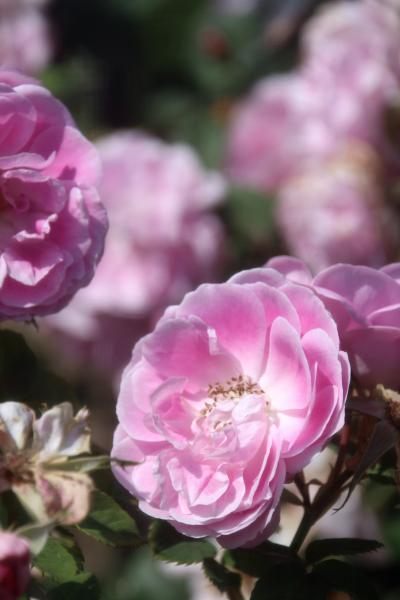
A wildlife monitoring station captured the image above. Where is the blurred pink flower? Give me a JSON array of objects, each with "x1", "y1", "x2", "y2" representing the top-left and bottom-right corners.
[
  {"x1": 43, "y1": 132, "x2": 226, "y2": 377},
  {"x1": 277, "y1": 149, "x2": 398, "y2": 271},
  {"x1": 315, "y1": 262, "x2": 400, "y2": 390},
  {"x1": 0, "y1": 532, "x2": 30, "y2": 600},
  {"x1": 0, "y1": 1, "x2": 52, "y2": 75},
  {"x1": 112, "y1": 265, "x2": 349, "y2": 548},
  {"x1": 0, "y1": 70, "x2": 107, "y2": 319}
]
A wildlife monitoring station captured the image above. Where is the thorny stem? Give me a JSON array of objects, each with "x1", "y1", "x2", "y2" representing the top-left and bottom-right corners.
[
  {"x1": 290, "y1": 424, "x2": 353, "y2": 554},
  {"x1": 226, "y1": 587, "x2": 245, "y2": 600},
  {"x1": 294, "y1": 471, "x2": 311, "y2": 508}
]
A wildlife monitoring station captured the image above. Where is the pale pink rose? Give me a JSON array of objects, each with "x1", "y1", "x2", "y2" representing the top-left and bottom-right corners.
[
  {"x1": 314, "y1": 263, "x2": 400, "y2": 390},
  {"x1": 225, "y1": 0, "x2": 400, "y2": 192},
  {"x1": 0, "y1": 532, "x2": 30, "y2": 600},
  {"x1": 112, "y1": 265, "x2": 349, "y2": 548},
  {"x1": 277, "y1": 150, "x2": 398, "y2": 271},
  {"x1": 301, "y1": 0, "x2": 400, "y2": 175},
  {"x1": 225, "y1": 74, "x2": 323, "y2": 192},
  {"x1": 43, "y1": 132, "x2": 225, "y2": 377},
  {"x1": 0, "y1": 70, "x2": 107, "y2": 320},
  {"x1": 0, "y1": 6, "x2": 52, "y2": 75},
  {"x1": 225, "y1": 70, "x2": 392, "y2": 193}
]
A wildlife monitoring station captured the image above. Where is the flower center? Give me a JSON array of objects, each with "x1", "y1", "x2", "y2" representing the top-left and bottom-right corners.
[{"x1": 200, "y1": 375, "x2": 265, "y2": 429}]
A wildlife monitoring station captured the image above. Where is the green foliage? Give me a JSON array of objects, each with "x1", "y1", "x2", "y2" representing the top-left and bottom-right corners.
[
  {"x1": 224, "y1": 540, "x2": 299, "y2": 578},
  {"x1": 203, "y1": 558, "x2": 241, "y2": 592},
  {"x1": 310, "y1": 559, "x2": 379, "y2": 600},
  {"x1": 77, "y1": 490, "x2": 141, "y2": 547},
  {"x1": 149, "y1": 520, "x2": 216, "y2": 564},
  {"x1": 33, "y1": 537, "x2": 100, "y2": 600},
  {"x1": 34, "y1": 538, "x2": 82, "y2": 583},
  {"x1": 0, "y1": 329, "x2": 75, "y2": 409},
  {"x1": 305, "y1": 538, "x2": 383, "y2": 564},
  {"x1": 250, "y1": 562, "x2": 308, "y2": 600}
]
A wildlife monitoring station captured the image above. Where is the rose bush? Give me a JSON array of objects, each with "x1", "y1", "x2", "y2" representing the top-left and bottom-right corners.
[
  {"x1": 0, "y1": 532, "x2": 30, "y2": 600},
  {"x1": 277, "y1": 149, "x2": 396, "y2": 271},
  {"x1": 0, "y1": 70, "x2": 107, "y2": 320},
  {"x1": 112, "y1": 265, "x2": 349, "y2": 548}
]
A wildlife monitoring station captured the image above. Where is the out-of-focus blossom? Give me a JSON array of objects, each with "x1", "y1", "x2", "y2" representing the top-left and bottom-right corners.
[
  {"x1": 0, "y1": 531, "x2": 30, "y2": 600},
  {"x1": 0, "y1": 1, "x2": 52, "y2": 75},
  {"x1": 112, "y1": 264, "x2": 349, "y2": 548},
  {"x1": 0, "y1": 9, "x2": 51, "y2": 75},
  {"x1": 314, "y1": 263, "x2": 400, "y2": 390},
  {"x1": 214, "y1": 0, "x2": 259, "y2": 15},
  {"x1": 277, "y1": 149, "x2": 398, "y2": 272},
  {"x1": 0, "y1": 402, "x2": 93, "y2": 524},
  {"x1": 301, "y1": 0, "x2": 400, "y2": 176},
  {"x1": 0, "y1": 70, "x2": 107, "y2": 320},
  {"x1": 44, "y1": 131, "x2": 226, "y2": 378}
]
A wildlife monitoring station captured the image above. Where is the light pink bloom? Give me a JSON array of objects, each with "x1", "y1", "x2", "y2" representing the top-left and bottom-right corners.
[
  {"x1": 112, "y1": 266, "x2": 349, "y2": 548},
  {"x1": 225, "y1": 0, "x2": 400, "y2": 192},
  {"x1": 0, "y1": 4, "x2": 52, "y2": 75},
  {"x1": 0, "y1": 70, "x2": 107, "y2": 320},
  {"x1": 0, "y1": 532, "x2": 30, "y2": 600},
  {"x1": 314, "y1": 263, "x2": 400, "y2": 390},
  {"x1": 277, "y1": 150, "x2": 398, "y2": 271},
  {"x1": 43, "y1": 132, "x2": 225, "y2": 377}
]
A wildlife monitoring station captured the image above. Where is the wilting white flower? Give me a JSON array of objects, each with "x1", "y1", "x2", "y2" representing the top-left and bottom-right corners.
[{"x1": 0, "y1": 402, "x2": 93, "y2": 525}]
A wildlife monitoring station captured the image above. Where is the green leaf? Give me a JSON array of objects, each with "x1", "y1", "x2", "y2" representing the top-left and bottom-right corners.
[
  {"x1": 17, "y1": 521, "x2": 55, "y2": 555},
  {"x1": 203, "y1": 558, "x2": 241, "y2": 593},
  {"x1": 227, "y1": 186, "x2": 276, "y2": 245},
  {"x1": 45, "y1": 573, "x2": 100, "y2": 600},
  {"x1": 224, "y1": 540, "x2": 299, "y2": 578},
  {"x1": 311, "y1": 559, "x2": 379, "y2": 600},
  {"x1": 34, "y1": 538, "x2": 80, "y2": 583},
  {"x1": 251, "y1": 562, "x2": 308, "y2": 600},
  {"x1": 305, "y1": 538, "x2": 383, "y2": 564},
  {"x1": 76, "y1": 490, "x2": 140, "y2": 547},
  {"x1": 149, "y1": 520, "x2": 216, "y2": 565},
  {"x1": 44, "y1": 455, "x2": 111, "y2": 473}
]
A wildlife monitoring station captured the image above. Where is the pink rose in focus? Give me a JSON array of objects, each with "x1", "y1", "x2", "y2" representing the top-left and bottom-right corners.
[
  {"x1": 0, "y1": 532, "x2": 30, "y2": 600},
  {"x1": 314, "y1": 263, "x2": 400, "y2": 390},
  {"x1": 277, "y1": 149, "x2": 398, "y2": 271},
  {"x1": 0, "y1": 70, "x2": 107, "y2": 320},
  {"x1": 112, "y1": 265, "x2": 349, "y2": 547},
  {"x1": 43, "y1": 131, "x2": 225, "y2": 377}
]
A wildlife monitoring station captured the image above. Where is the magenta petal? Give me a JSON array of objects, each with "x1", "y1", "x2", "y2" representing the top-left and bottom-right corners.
[
  {"x1": 265, "y1": 255, "x2": 313, "y2": 284},
  {"x1": 261, "y1": 317, "x2": 311, "y2": 411},
  {"x1": 176, "y1": 283, "x2": 267, "y2": 378}
]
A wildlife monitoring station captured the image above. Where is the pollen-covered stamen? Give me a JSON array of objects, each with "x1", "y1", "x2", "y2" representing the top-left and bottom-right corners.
[{"x1": 200, "y1": 375, "x2": 266, "y2": 420}]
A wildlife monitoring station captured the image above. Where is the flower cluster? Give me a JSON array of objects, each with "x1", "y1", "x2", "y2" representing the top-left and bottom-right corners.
[
  {"x1": 225, "y1": 0, "x2": 400, "y2": 270},
  {"x1": 43, "y1": 131, "x2": 226, "y2": 378},
  {"x1": 0, "y1": 71, "x2": 107, "y2": 320},
  {"x1": 112, "y1": 263, "x2": 349, "y2": 547}
]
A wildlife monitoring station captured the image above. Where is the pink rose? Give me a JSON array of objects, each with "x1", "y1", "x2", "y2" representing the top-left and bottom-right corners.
[
  {"x1": 112, "y1": 266, "x2": 349, "y2": 547},
  {"x1": 43, "y1": 132, "x2": 225, "y2": 377},
  {"x1": 277, "y1": 149, "x2": 398, "y2": 271},
  {"x1": 314, "y1": 263, "x2": 400, "y2": 389},
  {"x1": 0, "y1": 532, "x2": 30, "y2": 600},
  {"x1": 0, "y1": 70, "x2": 107, "y2": 320}
]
